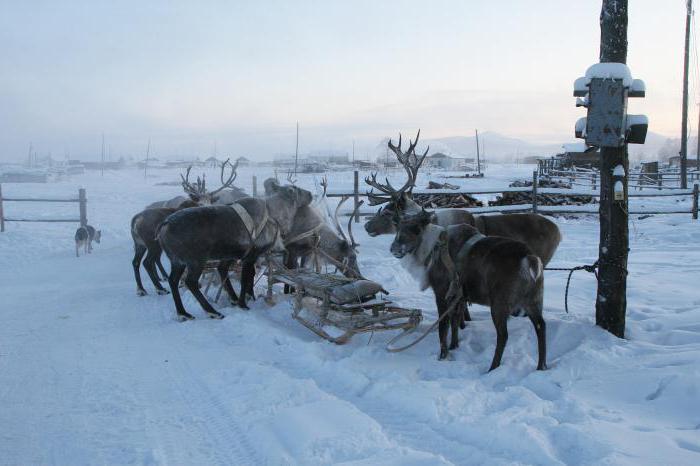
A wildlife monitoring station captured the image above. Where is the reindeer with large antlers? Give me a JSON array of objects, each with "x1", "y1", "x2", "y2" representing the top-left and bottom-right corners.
[
  {"x1": 365, "y1": 130, "x2": 475, "y2": 238},
  {"x1": 132, "y1": 159, "x2": 245, "y2": 296}
]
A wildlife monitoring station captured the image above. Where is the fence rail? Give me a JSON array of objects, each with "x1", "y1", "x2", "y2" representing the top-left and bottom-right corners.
[
  {"x1": 327, "y1": 171, "x2": 700, "y2": 221},
  {"x1": 0, "y1": 184, "x2": 87, "y2": 232}
]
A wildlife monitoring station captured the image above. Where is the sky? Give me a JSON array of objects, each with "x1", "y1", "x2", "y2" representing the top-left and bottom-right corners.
[{"x1": 0, "y1": 0, "x2": 693, "y2": 162}]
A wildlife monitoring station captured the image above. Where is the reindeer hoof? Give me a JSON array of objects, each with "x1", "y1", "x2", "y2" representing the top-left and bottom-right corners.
[
  {"x1": 208, "y1": 312, "x2": 225, "y2": 319},
  {"x1": 537, "y1": 362, "x2": 547, "y2": 371},
  {"x1": 137, "y1": 289, "x2": 147, "y2": 297},
  {"x1": 438, "y1": 349, "x2": 449, "y2": 360},
  {"x1": 449, "y1": 342, "x2": 459, "y2": 350},
  {"x1": 459, "y1": 321, "x2": 466, "y2": 329},
  {"x1": 177, "y1": 313, "x2": 195, "y2": 322},
  {"x1": 156, "y1": 289, "x2": 170, "y2": 295}
]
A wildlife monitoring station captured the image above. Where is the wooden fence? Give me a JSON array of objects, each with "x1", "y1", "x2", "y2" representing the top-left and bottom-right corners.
[
  {"x1": 0, "y1": 184, "x2": 87, "y2": 232},
  {"x1": 325, "y1": 171, "x2": 700, "y2": 221}
]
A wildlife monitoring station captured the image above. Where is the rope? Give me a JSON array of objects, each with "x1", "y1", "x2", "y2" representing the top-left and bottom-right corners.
[
  {"x1": 545, "y1": 262, "x2": 599, "y2": 314},
  {"x1": 385, "y1": 307, "x2": 454, "y2": 353}
]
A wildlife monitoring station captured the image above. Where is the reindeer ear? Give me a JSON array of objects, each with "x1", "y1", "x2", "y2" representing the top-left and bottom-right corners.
[
  {"x1": 263, "y1": 178, "x2": 280, "y2": 195},
  {"x1": 438, "y1": 229, "x2": 447, "y2": 242}
]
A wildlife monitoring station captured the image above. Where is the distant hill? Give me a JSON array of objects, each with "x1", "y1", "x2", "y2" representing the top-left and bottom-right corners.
[{"x1": 371, "y1": 130, "x2": 683, "y2": 163}]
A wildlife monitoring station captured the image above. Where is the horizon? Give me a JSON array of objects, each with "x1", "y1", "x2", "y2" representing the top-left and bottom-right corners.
[{"x1": 0, "y1": 1, "x2": 695, "y2": 162}]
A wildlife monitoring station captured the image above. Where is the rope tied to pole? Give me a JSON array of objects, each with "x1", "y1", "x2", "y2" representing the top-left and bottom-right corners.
[{"x1": 545, "y1": 261, "x2": 599, "y2": 314}]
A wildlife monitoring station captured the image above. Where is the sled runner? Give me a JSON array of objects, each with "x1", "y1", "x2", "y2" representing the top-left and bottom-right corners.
[{"x1": 265, "y1": 259, "x2": 422, "y2": 345}]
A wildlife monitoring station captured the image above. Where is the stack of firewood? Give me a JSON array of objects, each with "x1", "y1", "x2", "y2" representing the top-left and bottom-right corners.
[
  {"x1": 414, "y1": 193, "x2": 483, "y2": 209},
  {"x1": 489, "y1": 179, "x2": 595, "y2": 207},
  {"x1": 426, "y1": 181, "x2": 460, "y2": 190}
]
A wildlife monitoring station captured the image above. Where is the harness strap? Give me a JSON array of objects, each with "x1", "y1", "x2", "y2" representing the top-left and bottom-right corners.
[
  {"x1": 284, "y1": 223, "x2": 324, "y2": 246},
  {"x1": 230, "y1": 202, "x2": 268, "y2": 241},
  {"x1": 475, "y1": 216, "x2": 487, "y2": 235}
]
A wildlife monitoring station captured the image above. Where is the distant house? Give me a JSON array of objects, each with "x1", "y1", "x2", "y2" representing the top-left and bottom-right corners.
[
  {"x1": 557, "y1": 143, "x2": 600, "y2": 169},
  {"x1": 205, "y1": 156, "x2": 220, "y2": 167},
  {"x1": 426, "y1": 153, "x2": 455, "y2": 169},
  {"x1": 237, "y1": 156, "x2": 251, "y2": 167},
  {"x1": 668, "y1": 155, "x2": 700, "y2": 169}
]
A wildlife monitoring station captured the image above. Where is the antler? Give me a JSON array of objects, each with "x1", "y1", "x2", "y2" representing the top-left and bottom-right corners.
[
  {"x1": 346, "y1": 200, "x2": 363, "y2": 248},
  {"x1": 181, "y1": 165, "x2": 207, "y2": 197},
  {"x1": 333, "y1": 196, "x2": 350, "y2": 244},
  {"x1": 286, "y1": 170, "x2": 297, "y2": 185},
  {"x1": 209, "y1": 158, "x2": 239, "y2": 195},
  {"x1": 320, "y1": 176, "x2": 328, "y2": 198},
  {"x1": 364, "y1": 129, "x2": 429, "y2": 201}
]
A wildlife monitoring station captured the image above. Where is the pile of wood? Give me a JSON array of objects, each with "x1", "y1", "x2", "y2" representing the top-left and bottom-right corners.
[
  {"x1": 489, "y1": 179, "x2": 595, "y2": 207},
  {"x1": 414, "y1": 192, "x2": 483, "y2": 209},
  {"x1": 426, "y1": 181, "x2": 459, "y2": 190}
]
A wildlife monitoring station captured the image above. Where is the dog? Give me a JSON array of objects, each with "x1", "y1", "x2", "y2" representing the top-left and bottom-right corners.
[{"x1": 74, "y1": 224, "x2": 101, "y2": 257}]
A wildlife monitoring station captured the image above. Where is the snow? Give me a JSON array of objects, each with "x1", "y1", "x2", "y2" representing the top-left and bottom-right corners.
[
  {"x1": 613, "y1": 165, "x2": 626, "y2": 177},
  {"x1": 1, "y1": 165, "x2": 699, "y2": 465},
  {"x1": 585, "y1": 62, "x2": 633, "y2": 87}
]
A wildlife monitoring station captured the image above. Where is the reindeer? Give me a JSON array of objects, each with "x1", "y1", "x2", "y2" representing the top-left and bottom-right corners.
[
  {"x1": 391, "y1": 209, "x2": 546, "y2": 371},
  {"x1": 145, "y1": 158, "x2": 243, "y2": 209},
  {"x1": 131, "y1": 160, "x2": 239, "y2": 296},
  {"x1": 281, "y1": 178, "x2": 362, "y2": 281},
  {"x1": 364, "y1": 132, "x2": 561, "y2": 267},
  {"x1": 157, "y1": 182, "x2": 313, "y2": 320},
  {"x1": 365, "y1": 131, "x2": 475, "y2": 237}
]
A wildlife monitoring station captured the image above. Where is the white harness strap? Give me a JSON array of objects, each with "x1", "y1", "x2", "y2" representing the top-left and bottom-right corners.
[{"x1": 230, "y1": 203, "x2": 268, "y2": 241}]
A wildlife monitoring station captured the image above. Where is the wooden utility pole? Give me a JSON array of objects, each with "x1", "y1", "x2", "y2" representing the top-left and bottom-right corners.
[
  {"x1": 100, "y1": 134, "x2": 105, "y2": 177},
  {"x1": 144, "y1": 138, "x2": 151, "y2": 180},
  {"x1": 697, "y1": 103, "x2": 700, "y2": 171},
  {"x1": 294, "y1": 122, "x2": 299, "y2": 176},
  {"x1": 595, "y1": 0, "x2": 629, "y2": 338},
  {"x1": 475, "y1": 129, "x2": 481, "y2": 175},
  {"x1": 352, "y1": 139, "x2": 355, "y2": 165},
  {"x1": 681, "y1": 0, "x2": 692, "y2": 189}
]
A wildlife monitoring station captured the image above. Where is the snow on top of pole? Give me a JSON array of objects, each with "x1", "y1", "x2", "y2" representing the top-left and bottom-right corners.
[{"x1": 585, "y1": 62, "x2": 633, "y2": 86}]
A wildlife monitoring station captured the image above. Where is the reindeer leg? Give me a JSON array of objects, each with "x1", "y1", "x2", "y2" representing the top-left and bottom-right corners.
[
  {"x1": 435, "y1": 295, "x2": 450, "y2": 360},
  {"x1": 237, "y1": 262, "x2": 255, "y2": 309},
  {"x1": 184, "y1": 264, "x2": 224, "y2": 319},
  {"x1": 144, "y1": 249, "x2": 169, "y2": 295},
  {"x1": 217, "y1": 260, "x2": 239, "y2": 304},
  {"x1": 156, "y1": 257, "x2": 169, "y2": 281},
  {"x1": 76, "y1": 242, "x2": 80, "y2": 258},
  {"x1": 449, "y1": 303, "x2": 461, "y2": 350},
  {"x1": 168, "y1": 263, "x2": 195, "y2": 321},
  {"x1": 528, "y1": 311, "x2": 547, "y2": 371},
  {"x1": 489, "y1": 303, "x2": 509, "y2": 372},
  {"x1": 133, "y1": 244, "x2": 148, "y2": 296}
]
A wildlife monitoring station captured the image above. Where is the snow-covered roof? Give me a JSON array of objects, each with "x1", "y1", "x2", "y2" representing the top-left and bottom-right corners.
[{"x1": 585, "y1": 62, "x2": 633, "y2": 86}]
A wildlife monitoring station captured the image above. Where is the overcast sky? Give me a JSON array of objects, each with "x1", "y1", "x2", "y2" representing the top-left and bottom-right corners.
[{"x1": 0, "y1": 0, "x2": 692, "y2": 161}]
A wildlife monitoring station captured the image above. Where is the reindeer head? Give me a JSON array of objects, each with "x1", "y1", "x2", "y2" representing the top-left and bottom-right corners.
[
  {"x1": 264, "y1": 179, "x2": 313, "y2": 235},
  {"x1": 364, "y1": 130, "x2": 428, "y2": 236},
  {"x1": 181, "y1": 158, "x2": 239, "y2": 205},
  {"x1": 390, "y1": 209, "x2": 434, "y2": 258}
]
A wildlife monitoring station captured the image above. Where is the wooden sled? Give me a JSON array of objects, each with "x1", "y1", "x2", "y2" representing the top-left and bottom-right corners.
[{"x1": 266, "y1": 260, "x2": 422, "y2": 345}]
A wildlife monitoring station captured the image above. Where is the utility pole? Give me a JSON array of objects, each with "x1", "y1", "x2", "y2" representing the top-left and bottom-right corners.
[
  {"x1": 352, "y1": 139, "x2": 355, "y2": 165},
  {"x1": 27, "y1": 142, "x2": 33, "y2": 168},
  {"x1": 681, "y1": 0, "x2": 692, "y2": 189},
  {"x1": 697, "y1": 103, "x2": 700, "y2": 170},
  {"x1": 595, "y1": 0, "x2": 630, "y2": 338},
  {"x1": 293, "y1": 122, "x2": 299, "y2": 176},
  {"x1": 101, "y1": 133, "x2": 105, "y2": 177},
  {"x1": 475, "y1": 129, "x2": 481, "y2": 175},
  {"x1": 144, "y1": 138, "x2": 151, "y2": 180}
]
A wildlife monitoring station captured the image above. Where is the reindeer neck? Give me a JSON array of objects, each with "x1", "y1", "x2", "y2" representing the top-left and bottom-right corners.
[{"x1": 415, "y1": 223, "x2": 445, "y2": 266}]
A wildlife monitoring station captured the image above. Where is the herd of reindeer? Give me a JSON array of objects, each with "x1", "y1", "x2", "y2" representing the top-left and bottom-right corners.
[{"x1": 130, "y1": 132, "x2": 561, "y2": 371}]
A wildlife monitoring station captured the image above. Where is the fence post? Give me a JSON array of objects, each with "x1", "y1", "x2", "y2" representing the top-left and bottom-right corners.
[
  {"x1": 78, "y1": 188, "x2": 87, "y2": 227},
  {"x1": 693, "y1": 183, "x2": 699, "y2": 219},
  {"x1": 532, "y1": 170, "x2": 538, "y2": 214},
  {"x1": 353, "y1": 170, "x2": 360, "y2": 223},
  {"x1": 657, "y1": 173, "x2": 662, "y2": 190},
  {"x1": 252, "y1": 175, "x2": 258, "y2": 197},
  {"x1": 592, "y1": 173, "x2": 597, "y2": 190},
  {"x1": 0, "y1": 184, "x2": 4, "y2": 232}
]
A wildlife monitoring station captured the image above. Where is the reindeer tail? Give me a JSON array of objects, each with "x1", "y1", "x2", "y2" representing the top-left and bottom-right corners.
[
  {"x1": 522, "y1": 255, "x2": 543, "y2": 282},
  {"x1": 154, "y1": 219, "x2": 169, "y2": 242}
]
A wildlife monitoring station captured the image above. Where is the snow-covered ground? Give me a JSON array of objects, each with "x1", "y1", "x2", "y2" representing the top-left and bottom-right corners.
[{"x1": 1, "y1": 165, "x2": 699, "y2": 465}]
